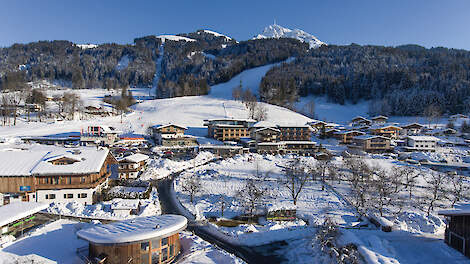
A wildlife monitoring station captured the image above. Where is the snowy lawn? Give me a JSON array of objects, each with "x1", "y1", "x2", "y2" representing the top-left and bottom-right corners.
[
  {"x1": 175, "y1": 153, "x2": 358, "y2": 246},
  {"x1": 141, "y1": 151, "x2": 216, "y2": 180},
  {"x1": 46, "y1": 188, "x2": 161, "y2": 220}
]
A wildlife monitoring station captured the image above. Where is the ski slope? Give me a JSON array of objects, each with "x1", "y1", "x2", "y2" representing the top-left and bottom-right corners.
[{"x1": 0, "y1": 62, "x2": 313, "y2": 141}]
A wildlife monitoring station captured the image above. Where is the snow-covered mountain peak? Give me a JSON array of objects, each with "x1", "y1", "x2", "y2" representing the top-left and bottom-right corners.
[{"x1": 255, "y1": 24, "x2": 325, "y2": 49}]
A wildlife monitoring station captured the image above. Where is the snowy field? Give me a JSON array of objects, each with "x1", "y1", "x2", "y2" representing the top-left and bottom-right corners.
[{"x1": 173, "y1": 153, "x2": 470, "y2": 263}]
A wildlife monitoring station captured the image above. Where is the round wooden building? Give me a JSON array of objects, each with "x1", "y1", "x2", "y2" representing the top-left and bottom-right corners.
[{"x1": 77, "y1": 215, "x2": 187, "y2": 264}]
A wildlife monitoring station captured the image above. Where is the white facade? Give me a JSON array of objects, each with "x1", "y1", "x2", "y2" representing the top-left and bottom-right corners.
[
  {"x1": 406, "y1": 136, "x2": 438, "y2": 151},
  {"x1": 28, "y1": 180, "x2": 108, "y2": 205}
]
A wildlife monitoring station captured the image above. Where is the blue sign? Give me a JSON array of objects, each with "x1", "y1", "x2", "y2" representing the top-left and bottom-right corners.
[{"x1": 19, "y1": 186, "x2": 31, "y2": 192}]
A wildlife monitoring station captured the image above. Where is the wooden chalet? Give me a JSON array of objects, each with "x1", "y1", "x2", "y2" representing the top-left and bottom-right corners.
[
  {"x1": 371, "y1": 115, "x2": 389, "y2": 124},
  {"x1": 0, "y1": 146, "x2": 116, "y2": 205},
  {"x1": 118, "y1": 153, "x2": 149, "y2": 179},
  {"x1": 152, "y1": 124, "x2": 197, "y2": 147},
  {"x1": 351, "y1": 116, "x2": 372, "y2": 127},
  {"x1": 369, "y1": 124, "x2": 402, "y2": 139},
  {"x1": 250, "y1": 127, "x2": 280, "y2": 143},
  {"x1": 400, "y1": 123, "x2": 424, "y2": 136},
  {"x1": 352, "y1": 135, "x2": 392, "y2": 152},
  {"x1": 334, "y1": 130, "x2": 366, "y2": 144}
]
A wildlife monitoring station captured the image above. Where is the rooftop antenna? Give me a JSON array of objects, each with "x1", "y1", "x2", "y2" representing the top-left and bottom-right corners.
[{"x1": 274, "y1": 19, "x2": 277, "y2": 25}]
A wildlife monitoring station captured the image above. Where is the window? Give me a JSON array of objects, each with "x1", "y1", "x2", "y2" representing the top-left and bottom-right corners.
[
  {"x1": 80, "y1": 177, "x2": 86, "y2": 183},
  {"x1": 64, "y1": 193, "x2": 73, "y2": 199},
  {"x1": 162, "y1": 237, "x2": 168, "y2": 246},
  {"x1": 141, "y1": 242, "x2": 149, "y2": 252},
  {"x1": 53, "y1": 177, "x2": 59, "y2": 185},
  {"x1": 78, "y1": 193, "x2": 87, "y2": 198},
  {"x1": 46, "y1": 194, "x2": 56, "y2": 199},
  {"x1": 67, "y1": 177, "x2": 72, "y2": 184},
  {"x1": 162, "y1": 248, "x2": 168, "y2": 261}
]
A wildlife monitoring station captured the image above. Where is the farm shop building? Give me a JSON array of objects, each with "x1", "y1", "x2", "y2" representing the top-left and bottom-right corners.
[
  {"x1": 0, "y1": 145, "x2": 116, "y2": 205},
  {"x1": 77, "y1": 215, "x2": 187, "y2": 264}
]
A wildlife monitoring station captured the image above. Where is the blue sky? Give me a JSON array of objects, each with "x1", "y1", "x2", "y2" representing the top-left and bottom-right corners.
[{"x1": 1, "y1": 0, "x2": 469, "y2": 49}]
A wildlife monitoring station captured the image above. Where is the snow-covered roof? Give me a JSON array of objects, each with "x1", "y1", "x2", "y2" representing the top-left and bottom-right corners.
[
  {"x1": 77, "y1": 215, "x2": 187, "y2": 244},
  {"x1": 0, "y1": 202, "x2": 48, "y2": 227},
  {"x1": 254, "y1": 127, "x2": 281, "y2": 133},
  {"x1": 407, "y1": 136, "x2": 439, "y2": 142},
  {"x1": 120, "y1": 153, "x2": 149, "y2": 163},
  {"x1": 152, "y1": 124, "x2": 188, "y2": 130},
  {"x1": 336, "y1": 130, "x2": 365, "y2": 135},
  {"x1": 371, "y1": 115, "x2": 388, "y2": 120},
  {"x1": 252, "y1": 121, "x2": 276, "y2": 128},
  {"x1": 369, "y1": 124, "x2": 402, "y2": 130},
  {"x1": 0, "y1": 146, "x2": 111, "y2": 177},
  {"x1": 354, "y1": 135, "x2": 389, "y2": 140},
  {"x1": 401, "y1": 123, "x2": 424, "y2": 129},
  {"x1": 205, "y1": 118, "x2": 256, "y2": 123}
]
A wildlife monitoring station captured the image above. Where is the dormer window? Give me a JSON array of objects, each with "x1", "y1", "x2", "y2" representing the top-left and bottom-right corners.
[{"x1": 48, "y1": 157, "x2": 80, "y2": 165}]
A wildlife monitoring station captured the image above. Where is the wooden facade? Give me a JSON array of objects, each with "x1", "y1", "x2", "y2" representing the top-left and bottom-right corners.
[
  {"x1": 88, "y1": 233, "x2": 181, "y2": 264},
  {"x1": 353, "y1": 136, "x2": 391, "y2": 152},
  {"x1": 370, "y1": 125, "x2": 402, "y2": 139},
  {"x1": 0, "y1": 152, "x2": 116, "y2": 201},
  {"x1": 439, "y1": 212, "x2": 470, "y2": 258},
  {"x1": 277, "y1": 126, "x2": 312, "y2": 141}
]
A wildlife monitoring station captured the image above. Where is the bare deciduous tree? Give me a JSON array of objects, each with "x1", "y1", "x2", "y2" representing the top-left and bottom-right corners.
[
  {"x1": 448, "y1": 173, "x2": 468, "y2": 207},
  {"x1": 180, "y1": 173, "x2": 203, "y2": 204},
  {"x1": 236, "y1": 178, "x2": 268, "y2": 217},
  {"x1": 425, "y1": 171, "x2": 447, "y2": 216},
  {"x1": 280, "y1": 158, "x2": 310, "y2": 205}
]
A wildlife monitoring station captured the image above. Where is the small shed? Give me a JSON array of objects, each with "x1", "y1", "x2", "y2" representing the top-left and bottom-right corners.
[
  {"x1": 0, "y1": 202, "x2": 48, "y2": 236},
  {"x1": 439, "y1": 207, "x2": 470, "y2": 257}
]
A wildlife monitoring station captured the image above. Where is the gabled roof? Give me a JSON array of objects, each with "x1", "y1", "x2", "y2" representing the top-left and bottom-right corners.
[
  {"x1": 254, "y1": 127, "x2": 281, "y2": 133},
  {"x1": 336, "y1": 130, "x2": 366, "y2": 135},
  {"x1": 354, "y1": 135, "x2": 390, "y2": 141},
  {"x1": 120, "y1": 153, "x2": 149, "y2": 163},
  {"x1": 152, "y1": 124, "x2": 188, "y2": 130},
  {"x1": 407, "y1": 136, "x2": 439, "y2": 141},
  {"x1": 0, "y1": 146, "x2": 111, "y2": 177},
  {"x1": 351, "y1": 116, "x2": 371, "y2": 122},
  {"x1": 401, "y1": 123, "x2": 424, "y2": 129},
  {"x1": 371, "y1": 115, "x2": 389, "y2": 120}
]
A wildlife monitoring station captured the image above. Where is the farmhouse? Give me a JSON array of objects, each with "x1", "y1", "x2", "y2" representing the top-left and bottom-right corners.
[
  {"x1": 80, "y1": 125, "x2": 121, "y2": 146},
  {"x1": 400, "y1": 123, "x2": 424, "y2": 136},
  {"x1": 334, "y1": 130, "x2": 366, "y2": 144},
  {"x1": 371, "y1": 115, "x2": 388, "y2": 125},
  {"x1": 151, "y1": 124, "x2": 197, "y2": 147},
  {"x1": 77, "y1": 215, "x2": 187, "y2": 264},
  {"x1": 352, "y1": 135, "x2": 391, "y2": 152},
  {"x1": 404, "y1": 136, "x2": 439, "y2": 152},
  {"x1": 0, "y1": 146, "x2": 116, "y2": 205},
  {"x1": 118, "y1": 153, "x2": 150, "y2": 179},
  {"x1": 204, "y1": 118, "x2": 256, "y2": 141},
  {"x1": 369, "y1": 124, "x2": 402, "y2": 139},
  {"x1": 439, "y1": 208, "x2": 470, "y2": 258},
  {"x1": 350, "y1": 116, "x2": 372, "y2": 127}
]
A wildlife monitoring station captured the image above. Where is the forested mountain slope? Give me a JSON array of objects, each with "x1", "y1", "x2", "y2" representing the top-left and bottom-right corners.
[{"x1": 260, "y1": 44, "x2": 470, "y2": 115}]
